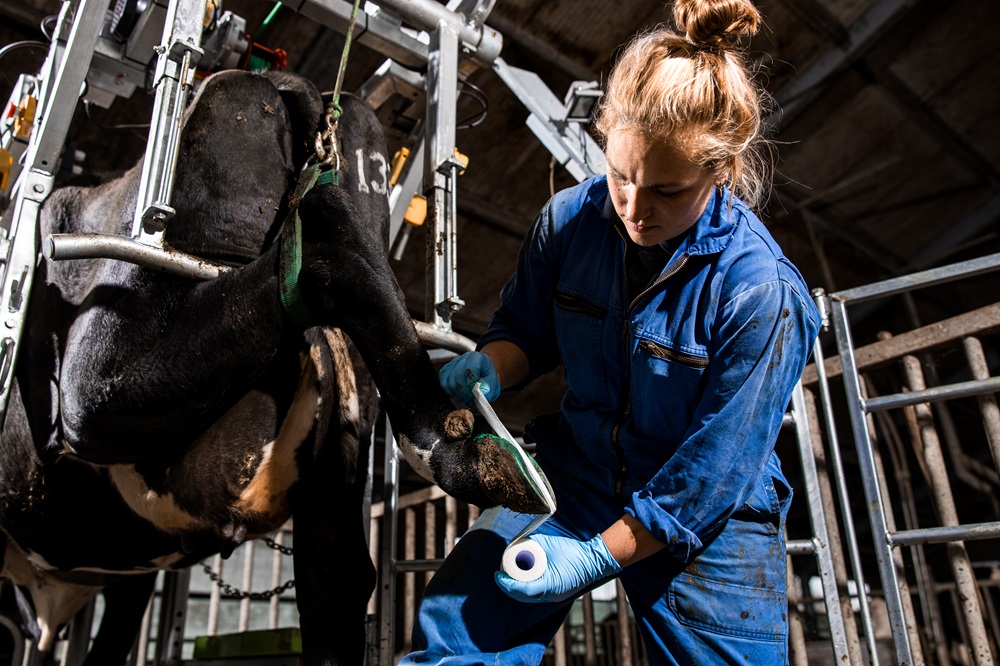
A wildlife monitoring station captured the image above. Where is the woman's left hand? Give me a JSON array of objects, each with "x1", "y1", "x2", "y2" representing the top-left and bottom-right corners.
[{"x1": 495, "y1": 534, "x2": 621, "y2": 604}]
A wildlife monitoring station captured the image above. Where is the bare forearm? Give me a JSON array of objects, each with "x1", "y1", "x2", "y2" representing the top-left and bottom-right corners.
[
  {"x1": 601, "y1": 514, "x2": 665, "y2": 568},
  {"x1": 480, "y1": 340, "x2": 530, "y2": 391}
]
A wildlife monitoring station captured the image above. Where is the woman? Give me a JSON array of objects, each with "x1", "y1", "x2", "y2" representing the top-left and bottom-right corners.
[{"x1": 401, "y1": 0, "x2": 821, "y2": 663}]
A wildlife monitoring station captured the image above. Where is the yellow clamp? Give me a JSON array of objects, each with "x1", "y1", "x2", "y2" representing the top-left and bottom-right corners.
[
  {"x1": 389, "y1": 146, "x2": 470, "y2": 228},
  {"x1": 0, "y1": 147, "x2": 11, "y2": 192},
  {"x1": 13, "y1": 96, "x2": 37, "y2": 140}
]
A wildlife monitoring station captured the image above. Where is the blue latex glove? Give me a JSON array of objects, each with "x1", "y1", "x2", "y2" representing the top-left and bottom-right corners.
[
  {"x1": 438, "y1": 351, "x2": 500, "y2": 406},
  {"x1": 495, "y1": 533, "x2": 622, "y2": 604}
]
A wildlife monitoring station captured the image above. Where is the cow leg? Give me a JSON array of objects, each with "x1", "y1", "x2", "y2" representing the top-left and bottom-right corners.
[
  {"x1": 291, "y1": 415, "x2": 375, "y2": 665},
  {"x1": 81, "y1": 574, "x2": 156, "y2": 666},
  {"x1": 295, "y1": 184, "x2": 550, "y2": 515}
]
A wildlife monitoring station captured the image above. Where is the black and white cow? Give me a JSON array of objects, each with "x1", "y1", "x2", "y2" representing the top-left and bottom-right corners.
[{"x1": 0, "y1": 70, "x2": 547, "y2": 665}]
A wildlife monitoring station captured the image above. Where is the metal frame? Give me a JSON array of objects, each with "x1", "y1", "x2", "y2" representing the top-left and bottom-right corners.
[
  {"x1": 785, "y1": 381, "x2": 852, "y2": 664},
  {"x1": 824, "y1": 251, "x2": 1000, "y2": 665}
]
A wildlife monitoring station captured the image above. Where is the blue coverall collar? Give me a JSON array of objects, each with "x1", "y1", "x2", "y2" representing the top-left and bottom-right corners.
[{"x1": 586, "y1": 176, "x2": 739, "y2": 258}]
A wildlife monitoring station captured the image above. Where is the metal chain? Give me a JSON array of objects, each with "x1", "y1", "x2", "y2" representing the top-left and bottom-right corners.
[
  {"x1": 264, "y1": 535, "x2": 293, "y2": 556},
  {"x1": 313, "y1": 0, "x2": 363, "y2": 169},
  {"x1": 199, "y1": 537, "x2": 295, "y2": 600}
]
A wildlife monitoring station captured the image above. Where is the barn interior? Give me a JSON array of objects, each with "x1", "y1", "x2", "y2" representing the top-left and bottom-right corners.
[{"x1": 0, "y1": 0, "x2": 998, "y2": 664}]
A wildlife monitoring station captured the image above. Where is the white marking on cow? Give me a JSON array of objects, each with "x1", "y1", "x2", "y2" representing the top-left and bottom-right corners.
[
  {"x1": 398, "y1": 434, "x2": 435, "y2": 483},
  {"x1": 2, "y1": 541, "x2": 97, "y2": 652},
  {"x1": 322, "y1": 328, "x2": 361, "y2": 482},
  {"x1": 108, "y1": 466, "x2": 207, "y2": 532}
]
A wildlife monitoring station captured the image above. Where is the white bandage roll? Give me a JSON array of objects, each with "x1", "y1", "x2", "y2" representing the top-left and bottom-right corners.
[{"x1": 501, "y1": 538, "x2": 548, "y2": 582}]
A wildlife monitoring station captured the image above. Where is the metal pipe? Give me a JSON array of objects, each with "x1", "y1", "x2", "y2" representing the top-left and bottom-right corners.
[
  {"x1": 238, "y1": 543, "x2": 255, "y2": 631},
  {"x1": 802, "y1": 386, "x2": 865, "y2": 663},
  {"x1": 373, "y1": 0, "x2": 502, "y2": 64},
  {"x1": 876, "y1": 396, "x2": 949, "y2": 666},
  {"x1": 403, "y1": 506, "x2": 416, "y2": 652},
  {"x1": 581, "y1": 592, "x2": 596, "y2": 666},
  {"x1": 901, "y1": 355, "x2": 994, "y2": 665},
  {"x1": 615, "y1": 579, "x2": 633, "y2": 666},
  {"x1": 207, "y1": 555, "x2": 223, "y2": 635},
  {"x1": 865, "y1": 376, "x2": 1000, "y2": 412},
  {"x1": 784, "y1": 539, "x2": 817, "y2": 556},
  {"x1": 269, "y1": 531, "x2": 284, "y2": 629},
  {"x1": 378, "y1": 416, "x2": 401, "y2": 666},
  {"x1": 832, "y1": 251, "x2": 1000, "y2": 304},
  {"x1": 863, "y1": 375, "x2": 927, "y2": 666},
  {"x1": 424, "y1": 501, "x2": 436, "y2": 587},
  {"x1": 413, "y1": 321, "x2": 476, "y2": 353},
  {"x1": 808, "y1": 300, "x2": 881, "y2": 665},
  {"x1": 831, "y1": 296, "x2": 915, "y2": 665},
  {"x1": 787, "y1": 554, "x2": 809, "y2": 666},
  {"x1": 889, "y1": 521, "x2": 1000, "y2": 547},
  {"x1": 964, "y1": 336, "x2": 1000, "y2": 481},
  {"x1": 445, "y1": 495, "x2": 457, "y2": 555},
  {"x1": 45, "y1": 232, "x2": 227, "y2": 280},
  {"x1": 789, "y1": 383, "x2": 851, "y2": 663}
]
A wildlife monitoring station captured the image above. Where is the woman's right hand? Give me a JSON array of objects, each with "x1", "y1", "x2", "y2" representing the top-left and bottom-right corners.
[{"x1": 438, "y1": 351, "x2": 500, "y2": 406}]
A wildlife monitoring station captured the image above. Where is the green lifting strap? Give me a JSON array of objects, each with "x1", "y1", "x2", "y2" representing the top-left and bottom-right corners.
[
  {"x1": 279, "y1": 164, "x2": 337, "y2": 329},
  {"x1": 278, "y1": 0, "x2": 361, "y2": 327}
]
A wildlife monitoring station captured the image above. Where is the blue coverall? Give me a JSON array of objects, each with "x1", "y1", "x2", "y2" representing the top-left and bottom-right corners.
[{"x1": 400, "y1": 176, "x2": 822, "y2": 665}]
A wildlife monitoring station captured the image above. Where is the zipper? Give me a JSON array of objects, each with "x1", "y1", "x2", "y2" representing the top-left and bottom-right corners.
[
  {"x1": 554, "y1": 291, "x2": 606, "y2": 319},
  {"x1": 609, "y1": 222, "x2": 690, "y2": 500},
  {"x1": 637, "y1": 338, "x2": 709, "y2": 368}
]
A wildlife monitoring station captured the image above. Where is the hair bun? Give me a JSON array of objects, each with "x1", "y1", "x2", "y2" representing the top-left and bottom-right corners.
[{"x1": 673, "y1": 0, "x2": 761, "y2": 50}]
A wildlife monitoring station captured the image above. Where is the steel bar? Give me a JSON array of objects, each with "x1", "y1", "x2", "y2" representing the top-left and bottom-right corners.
[
  {"x1": 865, "y1": 376, "x2": 1000, "y2": 412},
  {"x1": 238, "y1": 543, "x2": 255, "y2": 632},
  {"x1": 130, "y1": 0, "x2": 205, "y2": 244},
  {"x1": 378, "y1": 416, "x2": 401, "y2": 666},
  {"x1": 425, "y1": 502, "x2": 437, "y2": 586},
  {"x1": 964, "y1": 336, "x2": 1000, "y2": 481},
  {"x1": 802, "y1": 385, "x2": 865, "y2": 664},
  {"x1": 394, "y1": 558, "x2": 444, "y2": 572},
  {"x1": 207, "y1": 556, "x2": 223, "y2": 635},
  {"x1": 831, "y1": 296, "x2": 916, "y2": 665},
  {"x1": 784, "y1": 538, "x2": 816, "y2": 556},
  {"x1": 832, "y1": 252, "x2": 1000, "y2": 304},
  {"x1": 864, "y1": 376, "x2": 927, "y2": 666},
  {"x1": 404, "y1": 506, "x2": 416, "y2": 652},
  {"x1": 876, "y1": 394, "x2": 949, "y2": 666},
  {"x1": 295, "y1": 0, "x2": 428, "y2": 68},
  {"x1": 372, "y1": 0, "x2": 502, "y2": 64},
  {"x1": 0, "y1": 0, "x2": 106, "y2": 419},
  {"x1": 269, "y1": 531, "x2": 285, "y2": 628},
  {"x1": 615, "y1": 580, "x2": 633, "y2": 666},
  {"x1": 787, "y1": 554, "x2": 809, "y2": 666},
  {"x1": 809, "y1": 300, "x2": 880, "y2": 666},
  {"x1": 423, "y1": 21, "x2": 463, "y2": 329},
  {"x1": 45, "y1": 232, "x2": 226, "y2": 279},
  {"x1": 888, "y1": 521, "x2": 1000, "y2": 548},
  {"x1": 789, "y1": 383, "x2": 851, "y2": 663}
]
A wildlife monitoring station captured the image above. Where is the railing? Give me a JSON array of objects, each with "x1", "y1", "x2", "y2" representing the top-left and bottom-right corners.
[{"x1": 810, "y1": 252, "x2": 1000, "y2": 665}]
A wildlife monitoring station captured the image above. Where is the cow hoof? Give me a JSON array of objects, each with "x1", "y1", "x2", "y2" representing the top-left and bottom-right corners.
[{"x1": 474, "y1": 434, "x2": 554, "y2": 515}]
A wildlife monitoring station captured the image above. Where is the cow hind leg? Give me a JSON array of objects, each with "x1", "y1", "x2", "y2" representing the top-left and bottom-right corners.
[
  {"x1": 296, "y1": 184, "x2": 552, "y2": 515},
  {"x1": 291, "y1": 443, "x2": 375, "y2": 665},
  {"x1": 81, "y1": 574, "x2": 156, "y2": 666}
]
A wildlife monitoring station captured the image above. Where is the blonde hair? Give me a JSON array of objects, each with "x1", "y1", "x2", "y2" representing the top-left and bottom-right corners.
[{"x1": 594, "y1": 0, "x2": 772, "y2": 208}]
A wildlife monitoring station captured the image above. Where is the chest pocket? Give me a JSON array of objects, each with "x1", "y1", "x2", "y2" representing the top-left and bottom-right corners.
[
  {"x1": 631, "y1": 337, "x2": 708, "y2": 438},
  {"x1": 553, "y1": 291, "x2": 611, "y2": 406}
]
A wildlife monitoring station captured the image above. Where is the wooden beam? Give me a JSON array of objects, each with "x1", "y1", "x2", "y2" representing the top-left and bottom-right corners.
[{"x1": 802, "y1": 301, "x2": 1000, "y2": 385}]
